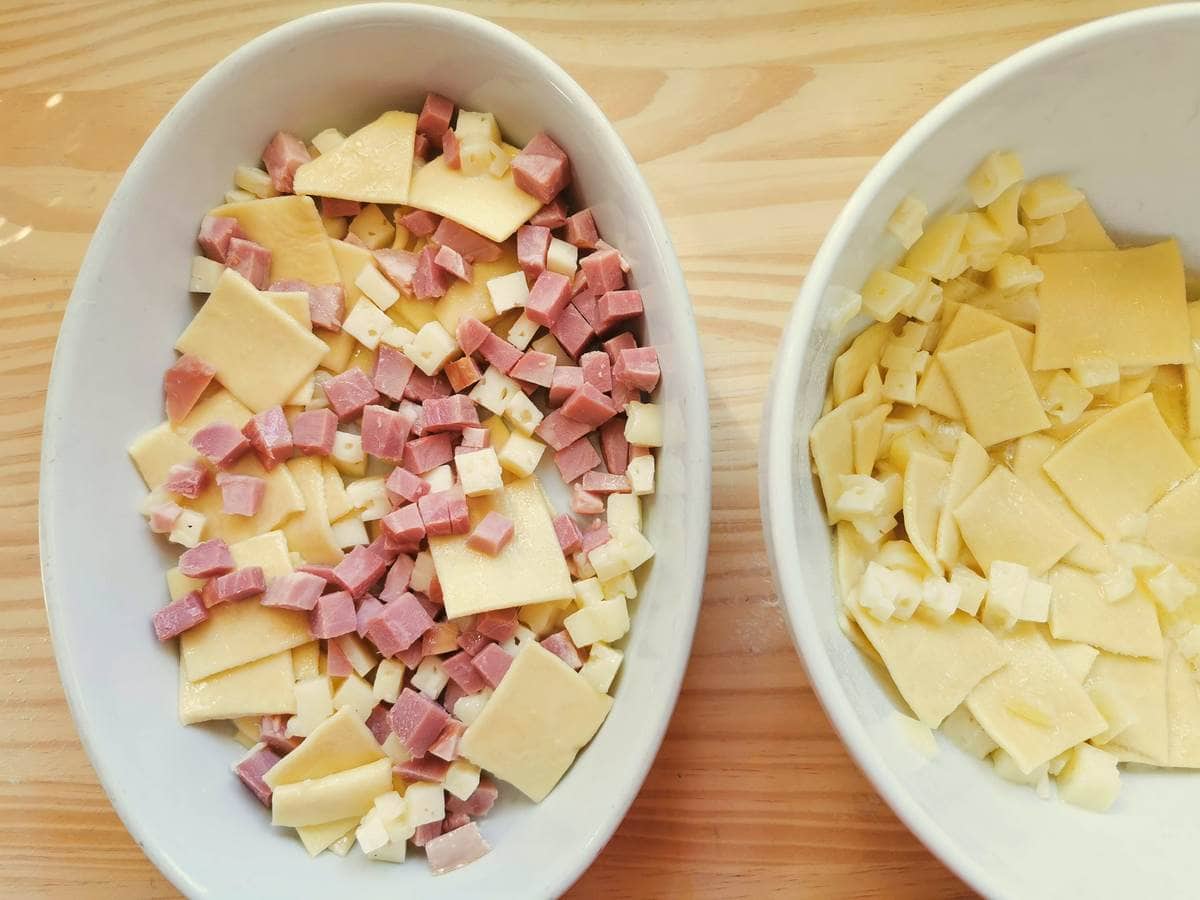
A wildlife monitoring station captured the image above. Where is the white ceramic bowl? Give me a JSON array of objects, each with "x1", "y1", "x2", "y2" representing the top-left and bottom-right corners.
[
  {"x1": 39, "y1": 5, "x2": 709, "y2": 897},
  {"x1": 762, "y1": 6, "x2": 1200, "y2": 898}
]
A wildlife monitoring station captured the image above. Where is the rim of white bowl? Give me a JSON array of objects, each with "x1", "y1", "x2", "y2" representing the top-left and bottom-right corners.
[
  {"x1": 760, "y1": 4, "x2": 1200, "y2": 897},
  {"x1": 38, "y1": 4, "x2": 709, "y2": 897}
]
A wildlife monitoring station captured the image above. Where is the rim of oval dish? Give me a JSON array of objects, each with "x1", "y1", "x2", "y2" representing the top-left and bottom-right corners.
[
  {"x1": 759, "y1": 5, "x2": 1200, "y2": 898},
  {"x1": 37, "y1": 4, "x2": 709, "y2": 897}
]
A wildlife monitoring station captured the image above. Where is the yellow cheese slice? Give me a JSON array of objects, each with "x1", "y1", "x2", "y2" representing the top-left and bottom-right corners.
[
  {"x1": 434, "y1": 240, "x2": 520, "y2": 335},
  {"x1": 173, "y1": 389, "x2": 253, "y2": 440},
  {"x1": 293, "y1": 111, "x2": 418, "y2": 205},
  {"x1": 128, "y1": 422, "x2": 201, "y2": 489},
  {"x1": 914, "y1": 360, "x2": 961, "y2": 419},
  {"x1": 296, "y1": 817, "x2": 358, "y2": 857},
  {"x1": 1009, "y1": 434, "x2": 1111, "y2": 572},
  {"x1": 271, "y1": 758, "x2": 393, "y2": 827},
  {"x1": 832, "y1": 323, "x2": 892, "y2": 407},
  {"x1": 322, "y1": 462, "x2": 352, "y2": 523},
  {"x1": 1184, "y1": 363, "x2": 1200, "y2": 439},
  {"x1": 903, "y1": 452, "x2": 950, "y2": 575},
  {"x1": 166, "y1": 567, "x2": 204, "y2": 601},
  {"x1": 1046, "y1": 565, "x2": 1162, "y2": 658},
  {"x1": 1165, "y1": 648, "x2": 1200, "y2": 768},
  {"x1": 850, "y1": 603, "x2": 1005, "y2": 728},
  {"x1": 1032, "y1": 240, "x2": 1191, "y2": 369},
  {"x1": 1086, "y1": 652, "x2": 1168, "y2": 766},
  {"x1": 431, "y1": 476, "x2": 574, "y2": 618},
  {"x1": 1048, "y1": 638, "x2": 1100, "y2": 684},
  {"x1": 834, "y1": 520, "x2": 874, "y2": 600},
  {"x1": 1146, "y1": 471, "x2": 1200, "y2": 568},
  {"x1": 281, "y1": 457, "x2": 344, "y2": 565},
  {"x1": 938, "y1": 303, "x2": 1036, "y2": 367},
  {"x1": 810, "y1": 405, "x2": 853, "y2": 522},
  {"x1": 966, "y1": 623, "x2": 1106, "y2": 774},
  {"x1": 934, "y1": 432, "x2": 991, "y2": 567},
  {"x1": 1043, "y1": 394, "x2": 1195, "y2": 538},
  {"x1": 851, "y1": 404, "x2": 890, "y2": 476},
  {"x1": 182, "y1": 455, "x2": 305, "y2": 546},
  {"x1": 953, "y1": 466, "x2": 1077, "y2": 574},
  {"x1": 392, "y1": 295, "x2": 438, "y2": 331},
  {"x1": 1039, "y1": 199, "x2": 1115, "y2": 253},
  {"x1": 263, "y1": 707, "x2": 385, "y2": 788},
  {"x1": 176, "y1": 269, "x2": 328, "y2": 413},
  {"x1": 939, "y1": 331, "x2": 1050, "y2": 447},
  {"x1": 460, "y1": 642, "x2": 613, "y2": 801},
  {"x1": 265, "y1": 290, "x2": 312, "y2": 330},
  {"x1": 407, "y1": 145, "x2": 542, "y2": 243},
  {"x1": 178, "y1": 650, "x2": 295, "y2": 724},
  {"x1": 210, "y1": 195, "x2": 340, "y2": 286}
]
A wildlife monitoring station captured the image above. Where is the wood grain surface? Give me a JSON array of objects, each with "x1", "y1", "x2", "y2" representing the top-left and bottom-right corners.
[{"x1": 0, "y1": 0, "x2": 1156, "y2": 896}]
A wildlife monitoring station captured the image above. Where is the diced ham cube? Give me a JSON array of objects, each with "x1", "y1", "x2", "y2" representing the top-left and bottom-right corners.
[
  {"x1": 517, "y1": 224, "x2": 551, "y2": 281},
  {"x1": 385, "y1": 466, "x2": 430, "y2": 505},
  {"x1": 198, "y1": 215, "x2": 245, "y2": 263},
  {"x1": 418, "y1": 490, "x2": 452, "y2": 537},
  {"x1": 550, "y1": 303, "x2": 595, "y2": 359},
  {"x1": 191, "y1": 421, "x2": 251, "y2": 469},
  {"x1": 373, "y1": 249, "x2": 419, "y2": 295},
  {"x1": 595, "y1": 239, "x2": 631, "y2": 273},
  {"x1": 365, "y1": 702, "x2": 392, "y2": 745},
  {"x1": 152, "y1": 591, "x2": 208, "y2": 640},
  {"x1": 553, "y1": 514, "x2": 583, "y2": 555},
  {"x1": 456, "y1": 629, "x2": 491, "y2": 657},
  {"x1": 163, "y1": 354, "x2": 216, "y2": 424},
  {"x1": 564, "y1": 209, "x2": 600, "y2": 249},
  {"x1": 595, "y1": 290, "x2": 644, "y2": 335},
  {"x1": 524, "y1": 270, "x2": 572, "y2": 327},
  {"x1": 443, "y1": 651, "x2": 488, "y2": 694},
  {"x1": 213, "y1": 566, "x2": 266, "y2": 604},
  {"x1": 270, "y1": 279, "x2": 346, "y2": 332},
  {"x1": 380, "y1": 554, "x2": 416, "y2": 603},
  {"x1": 572, "y1": 287, "x2": 599, "y2": 329},
  {"x1": 423, "y1": 395, "x2": 480, "y2": 433},
  {"x1": 580, "y1": 351, "x2": 613, "y2": 393},
  {"x1": 445, "y1": 777, "x2": 499, "y2": 818},
  {"x1": 261, "y1": 571, "x2": 325, "y2": 611},
  {"x1": 448, "y1": 486, "x2": 470, "y2": 535},
  {"x1": 297, "y1": 563, "x2": 337, "y2": 581},
  {"x1": 443, "y1": 812, "x2": 472, "y2": 833},
  {"x1": 426, "y1": 822, "x2": 491, "y2": 874},
  {"x1": 225, "y1": 237, "x2": 272, "y2": 290},
  {"x1": 242, "y1": 406, "x2": 293, "y2": 470},
  {"x1": 397, "y1": 640, "x2": 427, "y2": 670},
  {"x1": 403, "y1": 433, "x2": 454, "y2": 474},
  {"x1": 371, "y1": 344, "x2": 415, "y2": 402},
  {"x1": 416, "y1": 131, "x2": 435, "y2": 161},
  {"x1": 429, "y1": 720, "x2": 465, "y2": 762},
  {"x1": 403, "y1": 369, "x2": 452, "y2": 402},
  {"x1": 442, "y1": 128, "x2": 461, "y2": 169},
  {"x1": 309, "y1": 590, "x2": 358, "y2": 639},
  {"x1": 560, "y1": 383, "x2": 617, "y2": 427},
  {"x1": 389, "y1": 687, "x2": 450, "y2": 757},
  {"x1": 549, "y1": 366, "x2": 584, "y2": 407},
  {"x1": 324, "y1": 369, "x2": 380, "y2": 422},
  {"x1": 356, "y1": 595, "x2": 386, "y2": 638},
  {"x1": 614, "y1": 346, "x2": 660, "y2": 392},
  {"x1": 475, "y1": 607, "x2": 518, "y2": 643},
  {"x1": 413, "y1": 820, "x2": 445, "y2": 848},
  {"x1": 471, "y1": 643, "x2": 513, "y2": 688},
  {"x1": 444, "y1": 356, "x2": 482, "y2": 392},
  {"x1": 611, "y1": 380, "x2": 641, "y2": 408},
  {"x1": 581, "y1": 248, "x2": 625, "y2": 296},
  {"x1": 554, "y1": 437, "x2": 601, "y2": 484},
  {"x1": 234, "y1": 744, "x2": 282, "y2": 808},
  {"x1": 422, "y1": 621, "x2": 461, "y2": 657},
  {"x1": 432, "y1": 219, "x2": 502, "y2": 263},
  {"x1": 260, "y1": 714, "x2": 300, "y2": 755},
  {"x1": 215, "y1": 472, "x2": 266, "y2": 517},
  {"x1": 262, "y1": 131, "x2": 311, "y2": 193},
  {"x1": 511, "y1": 133, "x2": 571, "y2": 204},
  {"x1": 332, "y1": 545, "x2": 388, "y2": 599},
  {"x1": 361, "y1": 405, "x2": 411, "y2": 463},
  {"x1": 529, "y1": 198, "x2": 568, "y2": 229},
  {"x1": 433, "y1": 244, "x2": 473, "y2": 283},
  {"x1": 148, "y1": 502, "x2": 183, "y2": 534},
  {"x1": 381, "y1": 503, "x2": 426, "y2": 545},
  {"x1": 368, "y1": 592, "x2": 435, "y2": 656},
  {"x1": 396, "y1": 755, "x2": 452, "y2": 783},
  {"x1": 413, "y1": 245, "x2": 450, "y2": 299},
  {"x1": 320, "y1": 197, "x2": 361, "y2": 219},
  {"x1": 599, "y1": 417, "x2": 629, "y2": 475},
  {"x1": 509, "y1": 350, "x2": 556, "y2": 388},
  {"x1": 179, "y1": 538, "x2": 234, "y2": 578},
  {"x1": 455, "y1": 316, "x2": 492, "y2": 357},
  {"x1": 292, "y1": 408, "x2": 337, "y2": 456},
  {"x1": 571, "y1": 483, "x2": 604, "y2": 515},
  {"x1": 541, "y1": 630, "x2": 583, "y2": 669},
  {"x1": 581, "y1": 523, "x2": 612, "y2": 554},
  {"x1": 326, "y1": 637, "x2": 353, "y2": 677},
  {"x1": 418, "y1": 93, "x2": 455, "y2": 139},
  {"x1": 400, "y1": 209, "x2": 441, "y2": 238},
  {"x1": 467, "y1": 512, "x2": 514, "y2": 556},
  {"x1": 478, "y1": 333, "x2": 523, "y2": 374},
  {"x1": 535, "y1": 408, "x2": 594, "y2": 451},
  {"x1": 603, "y1": 331, "x2": 637, "y2": 365},
  {"x1": 367, "y1": 533, "x2": 404, "y2": 565},
  {"x1": 582, "y1": 471, "x2": 630, "y2": 494},
  {"x1": 164, "y1": 459, "x2": 211, "y2": 499}
]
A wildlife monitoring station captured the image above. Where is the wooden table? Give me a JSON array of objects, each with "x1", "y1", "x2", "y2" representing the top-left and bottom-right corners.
[{"x1": 0, "y1": 0, "x2": 1154, "y2": 895}]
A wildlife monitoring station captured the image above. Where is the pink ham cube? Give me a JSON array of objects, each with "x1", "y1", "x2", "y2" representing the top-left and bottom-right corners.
[
  {"x1": 444, "y1": 357, "x2": 482, "y2": 393},
  {"x1": 517, "y1": 224, "x2": 551, "y2": 281},
  {"x1": 242, "y1": 406, "x2": 293, "y2": 470},
  {"x1": 509, "y1": 350, "x2": 556, "y2": 388},
  {"x1": 580, "y1": 248, "x2": 625, "y2": 296},
  {"x1": 361, "y1": 405, "x2": 411, "y2": 463},
  {"x1": 429, "y1": 720, "x2": 466, "y2": 762},
  {"x1": 603, "y1": 331, "x2": 637, "y2": 364},
  {"x1": 554, "y1": 437, "x2": 601, "y2": 484},
  {"x1": 234, "y1": 744, "x2": 282, "y2": 808},
  {"x1": 511, "y1": 133, "x2": 571, "y2": 204},
  {"x1": 571, "y1": 483, "x2": 604, "y2": 515},
  {"x1": 581, "y1": 523, "x2": 611, "y2": 554},
  {"x1": 332, "y1": 545, "x2": 388, "y2": 599},
  {"x1": 389, "y1": 687, "x2": 450, "y2": 757},
  {"x1": 418, "y1": 490, "x2": 452, "y2": 537},
  {"x1": 471, "y1": 643, "x2": 514, "y2": 688},
  {"x1": 152, "y1": 591, "x2": 208, "y2": 640},
  {"x1": 475, "y1": 607, "x2": 518, "y2": 643},
  {"x1": 564, "y1": 208, "x2": 600, "y2": 249},
  {"x1": 367, "y1": 533, "x2": 405, "y2": 565},
  {"x1": 380, "y1": 503, "x2": 426, "y2": 544},
  {"x1": 550, "y1": 303, "x2": 595, "y2": 359},
  {"x1": 549, "y1": 366, "x2": 584, "y2": 407},
  {"x1": 524, "y1": 270, "x2": 572, "y2": 327},
  {"x1": 385, "y1": 466, "x2": 429, "y2": 505},
  {"x1": 397, "y1": 640, "x2": 427, "y2": 670},
  {"x1": 368, "y1": 592, "x2": 434, "y2": 656},
  {"x1": 582, "y1": 471, "x2": 630, "y2": 494},
  {"x1": 373, "y1": 249, "x2": 419, "y2": 296},
  {"x1": 399, "y1": 209, "x2": 441, "y2": 238},
  {"x1": 432, "y1": 219, "x2": 502, "y2": 263},
  {"x1": 179, "y1": 538, "x2": 234, "y2": 578},
  {"x1": 560, "y1": 383, "x2": 617, "y2": 427},
  {"x1": 433, "y1": 244, "x2": 473, "y2": 283},
  {"x1": 191, "y1": 422, "x2": 251, "y2": 469},
  {"x1": 298, "y1": 563, "x2": 337, "y2": 581},
  {"x1": 413, "y1": 245, "x2": 450, "y2": 299},
  {"x1": 467, "y1": 512, "x2": 514, "y2": 556},
  {"x1": 599, "y1": 417, "x2": 630, "y2": 475},
  {"x1": 380, "y1": 554, "x2": 416, "y2": 603},
  {"x1": 197, "y1": 215, "x2": 245, "y2": 263},
  {"x1": 291, "y1": 408, "x2": 337, "y2": 456},
  {"x1": 356, "y1": 595, "x2": 386, "y2": 637},
  {"x1": 456, "y1": 629, "x2": 491, "y2": 657},
  {"x1": 580, "y1": 351, "x2": 613, "y2": 393},
  {"x1": 541, "y1": 630, "x2": 583, "y2": 669},
  {"x1": 443, "y1": 651, "x2": 488, "y2": 694},
  {"x1": 215, "y1": 472, "x2": 266, "y2": 517},
  {"x1": 323, "y1": 369, "x2": 379, "y2": 422},
  {"x1": 417, "y1": 92, "x2": 455, "y2": 139},
  {"x1": 213, "y1": 566, "x2": 266, "y2": 604},
  {"x1": 309, "y1": 590, "x2": 357, "y2": 639},
  {"x1": 423, "y1": 395, "x2": 480, "y2": 433},
  {"x1": 403, "y1": 433, "x2": 454, "y2": 474},
  {"x1": 261, "y1": 571, "x2": 326, "y2": 611},
  {"x1": 614, "y1": 346, "x2": 660, "y2": 392},
  {"x1": 372, "y1": 344, "x2": 416, "y2": 401},
  {"x1": 595, "y1": 290, "x2": 644, "y2": 335},
  {"x1": 320, "y1": 197, "x2": 362, "y2": 218},
  {"x1": 326, "y1": 637, "x2": 353, "y2": 677},
  {"x1": 269, "y1": 279, "x2": 345, "y2": 332},
  {"x1": 446, "y1": 486, "x2": 470, "y2": 535},
  {"x1": 413, "y1": 820, "x2": 445, "y2": 848},
  {"x1": 366, "y1": 702, "x2": 392, "y2": 745},
  {"x1": 397, "y1": 755, "x2": 452, "y2": 783},
  {"x1": 148, "y1": 502, "x2": 183, "y2": 534},
  {"x1": 164, "y1": 459, "x2": 211, "y2": 499},
  {"x1": 441, "y1": 128, "x2": 461, "y2": 169},
  {"x1": 455, "y1": 316, "x2": 491, "y2": 356},
  {"x1": 611, "y1": 379, "x2": 640, "y2": 408},
  {"x1": 535, "y1": 408, "x2": 594, "y2": 451},
  {"x1": 425, "y1": 823, "x2": 491, "y2": 875},
  {"x1": 571, "y1": 287, "x2": 599, "y2": 330},
  {"x1": 262, "y1": 131, "x2": 311, "y2": 193},
  {"x1": 225, "y1": 238, "x2": 272, "y2": 290},
  {"x1": 529, "y1": 198, "x2": 568, "y2": 229},
  {"x1": 163, "y1": 354, "x2": 216, "y2": 424},
  {"x1": 477, "y1": 333, "x2": 523, "y2": 374},
  {"x1": 446, "y1": 777, "x2": 499, "y2": 818},
  {"x1": 403, "y1": 370, "x2": 452, "y2": 402},
  {"x1": 553, "y1": 514, "x2": 583, "y2": 555}
]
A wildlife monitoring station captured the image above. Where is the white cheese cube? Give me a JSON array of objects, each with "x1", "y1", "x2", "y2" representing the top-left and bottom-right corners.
[
  {"x1": 1056, "y1": 744, "x2": 1120, "y2": 812},
  {"x1": 497, "y1": 431, "x2": 545, "y2": 478},
  {"x1": 499, "y1": 624, "x2": 537, "y2": 656},
  {"x1": 459, "y1": 138, "x2": 492, "y2": 177},
  {"x1": 355, "y1": 265, "x2": 401, "y2": 311},
  {"x1": 990, "y1": 253, "x2": 1043, "y2": 293},
  {"x1": 626, "y1": 454, "x2": 655, "y2": 495},
  {"x1": 1147, "y1": 564, "x2": 1197, "y2": 612},
  {"x1": 311, "y1": 128, "x2": 346, "y2": 155},
  {"x1": 168, "y1": 509, "x2": 206, "y2": 548},
  {"x1": 1070, "y1": 354, "x2": 1120, "y2": 389},
  {"x1": 890, "y1": 567, "x2": 923, "y2": 621},
  {"x1": 410, "y1": 656, "x2": 449, "y2": 700},
  {"x1": 234, "y1": 164, "x2": 278, "y2": 198},
  {"x1": 444, "y1": 760, "x2": 482, "y2": 802},
  {"x1": 564, "y1": 596, "x2": 630, "y2": 647},
  {"x1": 826, "y1": 284, "x2": 862, "y2": 332},
  {"x1": 1020, "y1": 578, "x2": 1052, "y2": 624},
  {"x1": 1112, "y1": 541, "x2": 1166, "y2": 572},
  {"x1": 367, "y1": 835, "x2": 408, "y2": 863},
  {"x1": 455, "y1": 110, "x2": 501, "y2": 144},
  {"x1": 380, "y1": 324, "x2": 416, "y2": 351},
  {"x1": 486, "y1": 270, "x2": 530, "y2": 315},
  {"x1": 342, "y1": 299, "x2": 394, "y2": 351},
  {"x1": 966, "y1": 150, "x2": 1023, "y2": 207},
  {"x1": 606, "y1": 493, "x2": 641, "y2": 533},
  {"x1": 410, "y1": 551, "x2": 435, "y2": 595},
  {"x1": 453, "y1": 689, "x2": 492, "y2": 726},
  {"x1": 1041, "y1": 371, "x2": 1092, "y2": 425},
  {"x1": 372, "y1": 659, "x2": 405, "y2": 704},
  {"x1": 332, "y1": 673, "x2": 375, "y2": 721},
  {"x1": 373, "y1": 791, "x2": 406, "y2": 823},
  {"x1": 457, "y1": 448, "x2": 504, "y2": 496},
  {"x1": 331, "y1": 514, "x2": 369, "y2": 549},
  {"x1": 381, "y1": 732, "x2": 412, "y2": 764},
  {"x1": 600, "y1": 571, "x2": 637, "y2": 601},
  {"x1": 881, "y1": 367, "x2": 918, "y2": 405},
  {"x1": 505, "y1": 312, "x2": 540, "y2": 351},
  {"x1": 404, "y1": 321, "x2": 459, "y2": 376},
  {"x1": 546, "y1": 237, "x2": 578, "y2": 277},
  {"x1": 850, "y1": 514, "x2": 897, "y2": 546},
  {"x1": 503, "y1": 390, "x2": 544, "y2": 436},
  {"x1": 423, "y1": 464, "x2": 454, "y2": 492},
  {"x1": 404, "y1": 782, "x2": 446, "y2": 825},
  {"x1": 190, "y1": 256, "x2": 225, "y2": 293},
  {"x1": 584, "y1": 540, "x2": 630, "y2": 585},
  {"x1": 488, "y1": 141, "x2": 511, "y2": 177},
  {"x1": 579, "y1": 641, "x2": 623, "y2": 694},
  {"x1": 356, "y1": 815, "x2": 391, "y2": 855},
  {"x1": 573, "y1": 577, "x2": 604, "y2": 608},
  {"x1": 224, "y1": 188, "x2": 255, "y2": 204},
  {"x1": 982, "y1": 560, "x2": 1029, "y2": 631},
  {"x1": 335, "y1": 633, "x2": 377, "y2": 675},
  {"x1": 886, "y1": 195, "x2": 927, "y2": 249},
  {"x1": 572, "y1": 551, "x2": 596, "y2": 579},
  {"x1": 907, "y1": 282, "x2": 943, "y2": 323},
  {"x1": 1097, "y1": 565, "x2": 1135, "y2": 603},
  {"x1": 857, "y1": 562, "x2": 898, "y2": 621},
  {"x1": 950, "y1": 565, "x2": 988, "y2": 616},
  {"x1": 470, "y1": 365, "x2": 522, "y2": 415},
  {"x1": 860, "y1": 269, "x2": 915, "y2": 322},
  {"x1": 345, "y1": 477, "x2": 390, "y2": 522},
  {"x1": 624, "y1": 402, "x2": 664, "y2": 447},
  {"x1": 939, "y1": 705, "x2": 997, "y2": 759},
  {"x1": 831, "y1": 474, "x2": 887, "y2": 518},
  {"x1": 920, "y1": 576, "x2": 962, "y2": 623},
  {"x1": 306, "y1": 371, "x2": 331, "y2": 411},
  {"x1": 332, "y1": 431, "x2": 364, "y2": 470},
  {"x1": 288, "y1": 675, "x2": 334, "y2": 737}
]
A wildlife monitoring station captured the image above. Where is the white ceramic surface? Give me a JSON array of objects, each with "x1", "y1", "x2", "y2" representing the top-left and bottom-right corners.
[
  {"x1": 39, "y1": 6, "x2": 709, "y2": 897},
  {"x1": 762, "y1": 6, "x2": 1200, "y2": 898}
]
